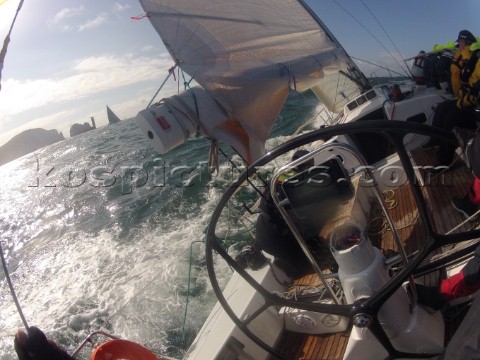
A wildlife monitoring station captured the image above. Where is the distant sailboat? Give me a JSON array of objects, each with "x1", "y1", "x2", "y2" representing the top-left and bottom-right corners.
[{"x1": 106, "y1": 105, "x2": 121, "y2": 124}]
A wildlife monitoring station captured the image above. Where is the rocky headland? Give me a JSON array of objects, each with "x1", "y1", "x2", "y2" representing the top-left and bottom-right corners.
[{"x1": 0, "y1": 128, "x2": 65, "y2": 166}]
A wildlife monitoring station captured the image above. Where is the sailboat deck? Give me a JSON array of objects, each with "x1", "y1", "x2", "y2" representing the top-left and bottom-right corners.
[
  {"x1": 277, "y1": 330, "x2": 350, "y2": 360},
  {"x1": 410, "y1": 148, "x2": 474, "y2": 234},
  {"x1": 277, "y1": 148, "x2": 474, "y2": 359},
  {"x1": 276, "y1": 273, "x2": 350, "y2": 360}
]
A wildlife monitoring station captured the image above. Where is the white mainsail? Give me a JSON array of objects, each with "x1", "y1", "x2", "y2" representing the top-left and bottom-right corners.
[{"x1": 139, "y1": 0, "x2": 370, "y2": 162}]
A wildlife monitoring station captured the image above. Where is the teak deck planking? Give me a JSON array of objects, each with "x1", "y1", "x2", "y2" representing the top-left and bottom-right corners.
[{"x1": 274, "y1": 148, "x2": 473, "y2": 359}]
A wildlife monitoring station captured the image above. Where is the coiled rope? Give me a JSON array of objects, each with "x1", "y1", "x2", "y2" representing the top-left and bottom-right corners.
[{"x1": 367, "y1": 189, "x2": 419, "y2": 236}]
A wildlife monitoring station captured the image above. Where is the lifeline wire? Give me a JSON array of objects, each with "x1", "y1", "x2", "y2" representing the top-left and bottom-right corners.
[{"x1": 0, "y1": 239, "x2": 29, "y2": 330}]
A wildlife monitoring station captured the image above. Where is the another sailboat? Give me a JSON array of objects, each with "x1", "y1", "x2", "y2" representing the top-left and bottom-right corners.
[{"x1": 106, "y1": 105, "x2": 121, "y2": 125}]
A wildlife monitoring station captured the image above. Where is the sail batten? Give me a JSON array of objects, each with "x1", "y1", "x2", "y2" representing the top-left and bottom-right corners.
[{"x1": 139, "y1": 0, "x2": 369, "y2": 162}]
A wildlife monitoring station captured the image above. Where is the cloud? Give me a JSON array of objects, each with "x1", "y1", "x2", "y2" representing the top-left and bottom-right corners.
[
  {"x1": 0, "y1": 51, "x2": 183, "y2": 145},
  {"x1": 141, "y1": 45, "x2": 155, "y2": 52},
  {"x1": 113, "y1": 3, "x2": 131, "y2": 13},
  {"x1": 49, "y1": 6, "x2": 85, "y2": 26},
  {"x1": 49, "y1": 8, "x2": 108, "y2": 32},
  {"x1": 60, "y1": 25, "x2": 74, "y2": 33},
  {"x1": 0, "y1": 52, "x2": 173, "y2": 121},
  {"x1": 78, "y1": 13, "x2": 108, "y2": 32}
]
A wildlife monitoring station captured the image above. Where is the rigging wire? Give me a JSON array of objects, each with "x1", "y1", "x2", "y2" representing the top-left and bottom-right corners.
[
  {"x1": 0, "y1": 239, "x2": 29, "y2": 330},
  {"x1": 0, "y1": 0, "x2": 25, "y2": 92},
  {"x1": 351, "y1": 56, "x2": 407, "y2": 78},
  {"x1": 359, "y1": 0, "x2": 412, "y2": 77},
  {"x1": 147, "y1": 64, "x2": 178, "y2": 108},
  {"x1": 330, "y1": 0, "x2": 410, "y2": 78}
]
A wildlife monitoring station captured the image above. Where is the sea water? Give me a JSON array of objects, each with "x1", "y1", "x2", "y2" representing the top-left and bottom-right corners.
[{"x1": 0, "y1": 91, "x2": 321, "y2": 359}]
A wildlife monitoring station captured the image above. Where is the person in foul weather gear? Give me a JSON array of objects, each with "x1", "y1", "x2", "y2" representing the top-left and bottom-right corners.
[
  {"x1": 456, "y1": 36, "x2": 480, "y2": 109},
  {"x1": 423, "y1": 30, "x2": 476, "y2": 154},
  {"x1": 441, "y1": 245, "x2": 480, "y2": 301},
  {"x1": 451, "y1": 30, "x2": 476, "y2": 98},
  {"x1": 436, "y1": 34, "x2": 480, "y2": 168},
  {"x1": 415, "y1": 245, "x2": 480, "y2": 310}
]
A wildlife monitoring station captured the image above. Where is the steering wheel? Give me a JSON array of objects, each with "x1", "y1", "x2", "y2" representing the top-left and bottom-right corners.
[{"x1": 205, "y1": 120, "x2": 480, "y2": 359}]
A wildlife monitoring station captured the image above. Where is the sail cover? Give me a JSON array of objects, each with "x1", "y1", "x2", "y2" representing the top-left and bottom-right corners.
[{"x1": 139, "y1": 0, "x2": 370, "y2": 162}]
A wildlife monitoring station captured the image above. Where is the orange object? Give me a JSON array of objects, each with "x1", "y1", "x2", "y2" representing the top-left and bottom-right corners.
[{"x1": 90, "y1": 339, "x2": 158, "y2": 360}]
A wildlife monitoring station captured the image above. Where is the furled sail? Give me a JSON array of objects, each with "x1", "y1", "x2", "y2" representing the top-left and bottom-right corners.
[{"x1": 138, "y1": 0, "x2": 370, "y2": 162}]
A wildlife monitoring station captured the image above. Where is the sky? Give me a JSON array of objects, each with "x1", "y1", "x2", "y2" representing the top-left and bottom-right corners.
[{"x1": 0, "y1": 0, "x2": 479, "y2": 146}]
